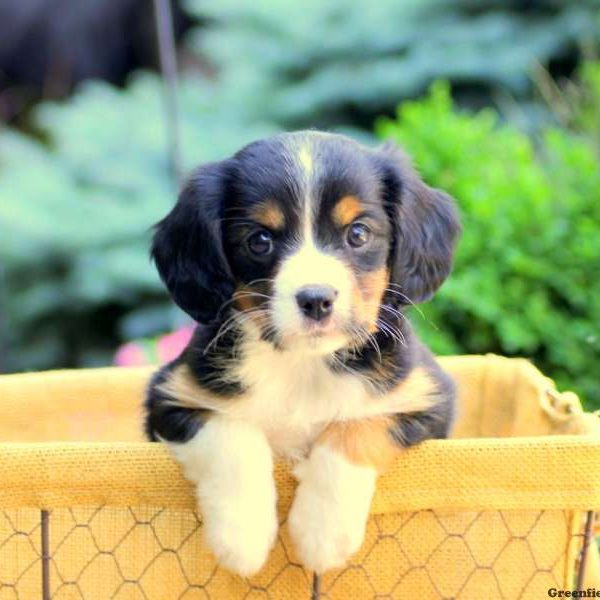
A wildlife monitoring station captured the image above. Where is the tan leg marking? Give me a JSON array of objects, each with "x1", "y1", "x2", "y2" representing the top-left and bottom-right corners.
[
  {"x1": 319, "y1": 416, "x2": 399, "y2": 472},
  {"x1": 320, "y1": 368, "x2": 440, "y2": 471}
]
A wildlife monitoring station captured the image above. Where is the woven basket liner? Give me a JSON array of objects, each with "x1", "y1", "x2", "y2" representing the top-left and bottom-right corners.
[{"x1": 0, "y1": 354, "x2": 598, "y2": 599}]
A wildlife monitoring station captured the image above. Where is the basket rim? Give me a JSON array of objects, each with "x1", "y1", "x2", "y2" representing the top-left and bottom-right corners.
[{"x1": 1, "y1": 435, "x2": 598, "y2": 512}]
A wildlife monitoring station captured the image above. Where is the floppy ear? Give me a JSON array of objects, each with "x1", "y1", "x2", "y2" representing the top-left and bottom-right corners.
[
  {"x1": 151, "y1": 161, "x2": 235, "y2": 323},
  {"x1": 374, "y1": 143, "x2": 461, "y2": 305}
]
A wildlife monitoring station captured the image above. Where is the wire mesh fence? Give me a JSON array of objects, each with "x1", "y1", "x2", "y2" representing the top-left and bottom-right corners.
[{"x1": 0, "y1": 505, "x2": 590, "y2": 599}]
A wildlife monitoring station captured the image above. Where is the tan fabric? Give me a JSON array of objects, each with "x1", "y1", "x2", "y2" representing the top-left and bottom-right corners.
[{"x1": 0, "y1": 354, "x2": 598, "y2": 598}]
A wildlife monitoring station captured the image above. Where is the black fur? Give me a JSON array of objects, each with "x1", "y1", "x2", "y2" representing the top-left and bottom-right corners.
[
  {"x1": 330, "y1": 310, "x2": 414, "y2": 394},
  {"x1": 146, "y1": 131, "x2": 460, "y2": 448},
  {"x1": 151, "y1": 161, "x2": 236, "y2": 323},
  {"x1": 144, "y1": 362, "x2": 207, "y2": 442},
  {"x1": 390, "y1": 345, "x2": 456, "y2": 446},
  {"x1": 185, "y1": 324, "x2": 245, "y2": 397},
  {"x1": 372, "y1": 143, "x2": 461, "y2": 306}
]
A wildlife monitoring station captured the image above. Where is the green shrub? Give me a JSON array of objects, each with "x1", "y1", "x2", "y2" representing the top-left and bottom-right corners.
[
  {"x1": 574, "y1": 60, "x2": 600, "y2": 147},
  {"x1": 377, "y1": 82, "x2": 600, "y2": 408}
]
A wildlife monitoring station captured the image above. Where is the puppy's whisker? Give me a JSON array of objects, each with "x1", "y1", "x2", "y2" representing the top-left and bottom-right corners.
[
  {"x1": 376, "y1": 318, "x2": 407, "y2": 347},
  {"x1": 243, "y1": 277, "x2": 276, "y2": 287},
  {"x1": 383, "y1": 286, "x2": 426, "y2": 319},
  {"x1": 215, "y1": 290, "x2": 272, "y2": 320},
  {"x1": 383, "y1": 290, "x2": 440, "y2": 332},
  {"x1": 231, "y1": 291, "x2": 272, "y2": 301},
  {"x1": 375, "y1": 308, "x2": 406, "y2": 339},
  {"x1": 363, "y1": 329, "x2": 382, "y2": 362},
  {"x1": 205, "y1": 307, "x2": 269, "y2": 355},
  {"x1": 379, "y1": 303, "x2": 409, "y2": 324},
  {"x1": 330, "y1": 351, "x2": 379, "y2": 394},
  {"x1": 329, "y1": 351, "x2": 363, "y2": 380},
  {"x1": 346, "y1": 323, "x2": 385, "y2": 363}
]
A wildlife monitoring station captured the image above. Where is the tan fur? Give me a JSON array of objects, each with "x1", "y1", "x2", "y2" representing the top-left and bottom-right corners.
[
  {"x1": 251, "y1": 199, "x2": 285, "y2": 230},
  {"x1": 333, "y1": 195, "x2": 363, "y2": 227},
  {"x1": 234, "y1": 284, "x2": 264, "y2": 313},
  {"x1": 353, "y1": 267, "x2": 388, "y2": 332},
  {"x1": 319, "y1": 417, "x2": 399, "y2": 472},
  {"x1": 157, "y1": 365, "x2": 223, "y2": 412},
  {"x1": 320, "y1": 367, "x2": 439, "y2": 471},
  {"x1": 234, "y1": 290, "x2": 256, "y2": 312},
  {"x1": 233, "y1": 282, "x2": 271, "y2": 326}
]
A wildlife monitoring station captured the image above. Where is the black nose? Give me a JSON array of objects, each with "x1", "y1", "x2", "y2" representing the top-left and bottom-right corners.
[{"x1": 295, "y1": 285, "x2": 338, "y2": 322}]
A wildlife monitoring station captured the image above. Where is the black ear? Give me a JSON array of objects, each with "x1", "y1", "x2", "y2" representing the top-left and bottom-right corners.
[
  {"x1": 151, "y1": 161, "x2": 235, "y2": 323},
  {"x1": 374, "y1": 143, "x2": 461, "y2": 305}
]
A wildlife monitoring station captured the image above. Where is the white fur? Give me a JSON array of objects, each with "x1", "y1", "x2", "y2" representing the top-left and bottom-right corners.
[
  {"x1": 221, "y1": 326, "x2": 424, "y2": 459},
  {"x1": 272, "y1": 139, "x2": 357, "y2": 355},
  {"x1": 234, "y1": 334, "x2": 362, "y2": 458},
  {"x1": 169, "y1": 417, "x2": 277, "y2": 577},
  {"x1": 288, "y1": 444, "x2": 377, "y2": 573},
  {"x1": 272, "y1": 236, "x2": 354, "y2": 355},
  {"x1": 166, "y1": 134, "x2": 412, "y2": 575}
]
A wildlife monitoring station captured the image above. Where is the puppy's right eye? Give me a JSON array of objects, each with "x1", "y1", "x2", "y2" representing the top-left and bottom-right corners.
[
  {"x1": 346, "y1": 222, "x2": 371, "y2": 248},
  {"x1": 247, "y1": 230, "x2": 274, "y2": 256}
]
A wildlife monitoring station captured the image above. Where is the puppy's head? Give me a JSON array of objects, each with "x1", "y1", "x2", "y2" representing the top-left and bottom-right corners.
[{"x1": 152, "y1": 132, "x2": 460, "y2": 354}]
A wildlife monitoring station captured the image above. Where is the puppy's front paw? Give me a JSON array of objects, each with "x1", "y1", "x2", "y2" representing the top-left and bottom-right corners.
[
  {"x1": 288, "y1": 481, "x2": 361, "y2": 573},
  {"x1": 170, "y1": 418, "x2": 278, "y2": 577},
  {"x1": 201, "y1": 491, "x2": 278, "y2": 577},
  {"x1": 288, "y1": 446, "x2": 377, "y2": 574}
]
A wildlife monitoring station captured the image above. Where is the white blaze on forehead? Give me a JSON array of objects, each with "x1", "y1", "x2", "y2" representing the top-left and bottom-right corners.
[
  {"x1": 296, "y1": 141, "x2": 316, "y2": 243},
  {"x1": 297, "y1": 144, "x2": 314, "y2": 178},
  {"x1": 271, "y1": 134, "x2": 354, "y2": 352}
]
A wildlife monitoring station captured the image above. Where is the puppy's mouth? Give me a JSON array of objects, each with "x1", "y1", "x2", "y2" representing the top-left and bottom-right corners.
[{"x1": 298, "y1": 315, "x2": 338, "y2": 337}]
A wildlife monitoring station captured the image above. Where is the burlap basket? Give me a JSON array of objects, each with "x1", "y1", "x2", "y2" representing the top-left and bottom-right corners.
[{"x1": 0, "y1": 354, "x2": 598, "y2": 599}]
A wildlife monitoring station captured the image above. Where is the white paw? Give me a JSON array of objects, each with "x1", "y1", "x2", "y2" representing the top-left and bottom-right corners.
[
  {"x1": 200, "y1": 491, "x2": 278, "y2": 577},
  {"x1": 288, "y1": 446, "x2": 376, "y2": 574},
  {"x1": 169, "y1": 418, "x2": 278, "y2": 577}
]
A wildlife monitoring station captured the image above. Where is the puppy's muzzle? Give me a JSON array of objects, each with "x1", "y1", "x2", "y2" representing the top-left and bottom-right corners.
[{"x1": 295, "y1": 285, "x2": 338, "y2": 322}]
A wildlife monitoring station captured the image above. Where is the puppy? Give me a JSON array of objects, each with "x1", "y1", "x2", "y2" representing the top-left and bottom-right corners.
[{"x1": 145, "y1": 131, "x2": 460, "y2": 577}]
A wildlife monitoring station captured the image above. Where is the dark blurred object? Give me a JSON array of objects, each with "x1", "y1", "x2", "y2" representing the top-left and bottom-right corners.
[{"x1": 0, "y1": 0, "x2": 190, "y2": 123}]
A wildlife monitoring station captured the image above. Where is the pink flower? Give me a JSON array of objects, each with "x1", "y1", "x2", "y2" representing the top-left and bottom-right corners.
[
  {"x1": 114, "y1": 342, "x2": 149, "y2": 366},
  {"x1": 156, "y1": 326, "x2": 195, "y2": 363}
]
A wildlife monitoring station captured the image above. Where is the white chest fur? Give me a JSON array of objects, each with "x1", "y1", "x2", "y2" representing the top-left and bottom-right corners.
[{"x1": 226, "y1": 337, "x2": 398, "y2": 458}]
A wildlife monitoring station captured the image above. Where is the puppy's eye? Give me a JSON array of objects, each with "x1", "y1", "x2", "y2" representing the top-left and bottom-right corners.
[
  {"x1": 346, "y1": 222, "x2": 371, "y2": 248},
  {"x1": 247, "y1": 230, "x2": 274, "y2": 256}
]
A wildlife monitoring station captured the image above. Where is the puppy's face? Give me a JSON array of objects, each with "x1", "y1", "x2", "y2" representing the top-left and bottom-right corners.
[
  {"x1": 222, "y1": 136, "x2": 392, "y2": 354},
  {"x1": 152, "y1": 132, "x2": 460, "y2": 355}
]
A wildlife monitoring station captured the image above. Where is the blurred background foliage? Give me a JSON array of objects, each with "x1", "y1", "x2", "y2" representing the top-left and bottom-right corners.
[
  {"x1": 0, "y1": 0, "x2": 599, "y2": 407},
  {"x1": 378, "y1": 80, "x2": 600, "y2": 407}
]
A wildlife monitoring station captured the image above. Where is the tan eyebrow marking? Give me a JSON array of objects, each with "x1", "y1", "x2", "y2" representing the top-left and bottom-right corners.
[
  {"x1": 251, "y1": 199, "x2": 285, "y2": 230},
  {"x1": 333, "y1": 195, "x2": 363, "y2": 227}
]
